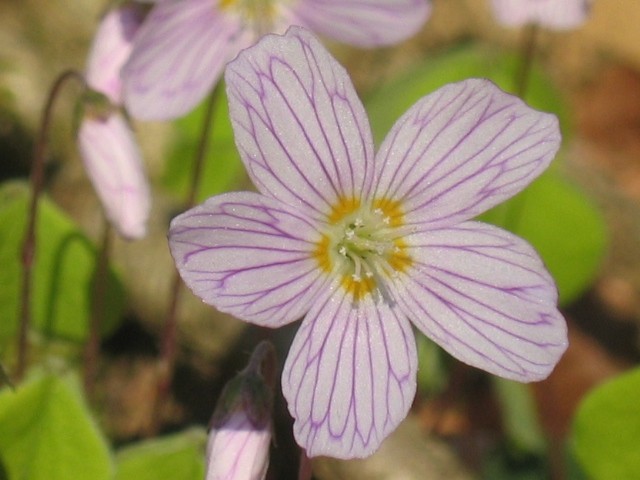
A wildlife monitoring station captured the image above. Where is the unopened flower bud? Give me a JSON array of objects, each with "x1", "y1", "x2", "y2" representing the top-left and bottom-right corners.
[{"x1": 205, "y1": 341, "x2": 276, "y2": 480}]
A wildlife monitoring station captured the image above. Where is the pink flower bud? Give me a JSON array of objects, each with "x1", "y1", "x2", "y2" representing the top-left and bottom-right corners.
[{"x1": 205, "y1": 342, "x2": 276, "y2": 480}]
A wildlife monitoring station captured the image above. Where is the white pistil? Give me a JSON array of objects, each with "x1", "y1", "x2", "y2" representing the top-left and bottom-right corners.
[{"x1": 329, "y1": 203, "x2": 406, "y2": 303}]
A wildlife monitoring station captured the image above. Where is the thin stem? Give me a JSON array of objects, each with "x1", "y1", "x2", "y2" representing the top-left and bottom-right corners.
[
  {"x1": 515, "y1": 23, "x2": 539, "y2": 99},
  {"x1": 83, "y1": 220, "x2": 112, "y2": 398},
  {"x1": 16, "y1": 69, "x2": 86, "y2": 381},
  {"x1": 154, "y1": 83, "x2": 223, "y2": 429},
  {"x1": 506, "y1": 23, "x2": 539, "y2": 232},
  {"x1": 298, "y1": 450, "x2": 313, "y2": 480}
]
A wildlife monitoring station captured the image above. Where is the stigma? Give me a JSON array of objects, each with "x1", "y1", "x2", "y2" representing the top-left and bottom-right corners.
[{"x1": 315, "y1": 197, "x2": 412, "y2": 303}]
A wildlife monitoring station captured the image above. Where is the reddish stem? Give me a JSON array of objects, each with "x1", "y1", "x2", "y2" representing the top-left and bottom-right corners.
[
  {"x1": 16, "y1": 69, "x2": 85, "y2": 381},
  {"x1": 154, "y1": 83, "x2": 223, "y2": 430}
]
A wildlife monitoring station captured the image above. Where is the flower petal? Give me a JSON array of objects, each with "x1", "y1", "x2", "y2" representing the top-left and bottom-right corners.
[
  {"x1": 282, "y1": 287, "x2": 417, "y2": 458},
  {"x1": 289, "y1": 0, "x2": 431, "y2": 47},
  {"x1": 373, "y1": 79, "x2": 560, "y2": 229},
  {"x1": 85, "y1": 4, "x2": 144, "y2": 104},
  {"x1": 395, "y1": 221, "x2": 567, "y2": 382},
  {"x1": 122, "y1": 0, "x2": 243, "y2": 120},
  {"x1": 206, "y1": 412, "x2": 271, "y2": 480},
  {"x1": 491, "y1": 0, "x2": 591, "y2": 30},
  {"x1": 225, "y1": 26, "x2": 375, "y2": 221},
  {"x1": 77, "y1": 113, "x2": 150, "y2": 239},
  {"x1": 168, "y1": 191, "x2": 327, "y2": 327}
]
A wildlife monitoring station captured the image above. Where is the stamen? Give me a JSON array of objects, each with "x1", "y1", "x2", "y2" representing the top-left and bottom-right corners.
[{"x1": 315, "y1": 196, "x2": 413, "y2": 303}]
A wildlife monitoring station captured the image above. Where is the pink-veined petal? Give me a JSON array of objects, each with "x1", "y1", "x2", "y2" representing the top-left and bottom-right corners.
[
  {"x1": 168, "y1": 191, "x2": 328, "y2": 327},
  {"x1": 395, "y1": 221, "x2": 567, "y2": 382},
  {"x1": 77, "y1": 112, "x2": 150, "y2": 239},
  {"x1": 289, "y1": 0, "x2": 431, "y2": 47},
  {"x1": 491, "y1": 0, "x2": 591, "y2": 30},
  {"x1": 225, "y1": 26, "x2": 375, "y2": 221},
  {"x1": 373, "y1": 79, "x2": 560, "y2": 230},
  {"x1": 86, "y1": 4, "x2": 144, "y2": 104},
  {"x1": 122, "y1": 0, "x2": 243, "y2": 120},
  {"x1": 206, "y1": 412, "x2": 271, "y2": 480},
  {"x1": 282, "y1": 287, "x2": 417, "y2": 458}
]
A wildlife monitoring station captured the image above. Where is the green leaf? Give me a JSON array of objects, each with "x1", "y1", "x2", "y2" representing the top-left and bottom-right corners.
[
  {"x1": 572, "y1": 367, "x2": 640, "y2": 480},
  {"x1": 115, "y1": 428, "x2": 207, "y2": 480},
  {"x1": 163, "y1": 84, "x2": 245, "y2": 203},
  {"x1": 479, "y1": 171, "x2": 607, "y2": 305},
  {"x1": 0, "y1": 181, "x2": 124, "y2": 346},
  {"x1": 365, "y1": 44, "x2": 568, "y2": 146},
  {"x1": 0, "y1": 372, "x2": 113, "y2": 480}
]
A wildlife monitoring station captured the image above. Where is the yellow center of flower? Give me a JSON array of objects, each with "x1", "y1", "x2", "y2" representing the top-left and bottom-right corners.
[
  {"x1": 218, "y1": 0, "x2": 277, "y2": 33},
  {"x1": 315, "y1": 197, "x2": 413, "y2": 302}
]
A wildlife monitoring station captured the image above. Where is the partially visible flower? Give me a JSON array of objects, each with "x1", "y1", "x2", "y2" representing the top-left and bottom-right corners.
[
  {"x1": 205, "y1": 341, "x2": 276, "y2": 480},
  {"x1": 169, "y1": 27, "x2": 568, "y2": 459},
  {"x1": 78, "y1": 3, "x2": 151, "y2": 239},
  {"x1": 491, "y1": 0, "x2": 592, "y2": 30},
  {"x1": 122, "y1": 0, "x2": 431, "y2": 120}
]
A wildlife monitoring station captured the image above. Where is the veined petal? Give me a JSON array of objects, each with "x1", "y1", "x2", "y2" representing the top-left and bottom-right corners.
[
  {"x1": 373, "y1": 79, "x2": 560, "y2": 230},
  {"x1": 225, "y1": 26, "x2": 375, "y2": 220},
  {"x1": 168, "y1": 191, "x2": 327, "y2": 327},
  {"x1": 395, "y1": 221, "x2": 567, "y2": 382},
  {"x1": 289, "y1": 0, "x2": 431, "y2": 47},
  {"x1": 78, "y1": 112, "x2": 150, "y2": 239},
  {"x1": 206, "y1": 412, "x2": 270, "y2": 480},
  {"x1": 86, "y1": 4, "x2": 144, "y2": 104},
  {"x1": 282, "y1": 286, "x2": 417, "y2": 458},
  {"x1": 122, "y1": 0, "x2": 243, "y2": 120},
  {"x1": 491, "y1": 0, "x2": 591, "y2": 30}
]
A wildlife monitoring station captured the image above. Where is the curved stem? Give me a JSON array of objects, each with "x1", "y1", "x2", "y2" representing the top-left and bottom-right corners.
[
  {"x1": 154, "y1": 83, "x2": 223, "y2": 429},
  {"x1": 16, "y1": 69, "x2": 86, "y2": 381}
]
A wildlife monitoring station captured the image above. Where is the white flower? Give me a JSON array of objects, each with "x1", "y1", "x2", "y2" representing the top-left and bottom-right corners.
[
  {"x1": 169, "y1": 27, "x2": 568, "y2": 459},
  {"x1": 121, "y1": 0, "x2": 431, "y2": 120}
]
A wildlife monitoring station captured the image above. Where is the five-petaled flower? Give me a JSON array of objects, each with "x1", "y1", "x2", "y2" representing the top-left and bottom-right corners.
[
  {"x1": 169, "y1": 27, "x2": 568, "y2": 459},
  {"x1": 122, "y1": 0, "x2": 431, "y2": 120},
  {"x1": 78, "y1": 3, "x2": 151, "y2": 239},
  {"x1": 491, "y1": 0, "x2": 592, "y2": 30}
]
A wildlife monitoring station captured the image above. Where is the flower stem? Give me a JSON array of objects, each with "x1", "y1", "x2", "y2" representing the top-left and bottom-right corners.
[
  {"x1": 506, "y1": 23, "x2": 540, "y2": 232},
  {"x1": 16, "y1": 69, "x2": 85, "y2": 381},
  {"x1": 154, "y1": 83, "x2": 223, "y2": 427},
  {"x1": 515, "y1": 23, "x2": 539, "y2": 99},
  {"x1": 298, "y1": 450, "x2": 313, "y2": 480},
  {"x1": 83, "y1": 220, "x2": 112, "y2": 398}
]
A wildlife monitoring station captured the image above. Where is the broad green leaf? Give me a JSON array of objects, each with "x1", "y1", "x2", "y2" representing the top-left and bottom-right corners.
[
  {"x1": 115, "y1": 428, "x2": 207, "y2": 480},
  {"x1": 163, "y1": 84, "x2": 245, "y2": 203},
  {"x1": 572, "y1": 367, "x2": 640, "y2": 479},
  {"x1": 0, "y1": 181, "x2": 124, "y2": 346},
  {"x1": 0, "y1": 372, "x2": 113, "y2": 480},
  {"x1": 365, "y1": 45, "x2": 567, "y2": 146},
  {"x1": 479, "y1": 171, "x2": 606, "y2": 305}
]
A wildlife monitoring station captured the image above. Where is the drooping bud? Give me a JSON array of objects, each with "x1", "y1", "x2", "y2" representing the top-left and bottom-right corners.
[
  {"x1": 76, "y1": 2, "x2": 151, "y2": 239},
  {"x1": 205, "y1": 341, "x2": 277, "y2": 480}
]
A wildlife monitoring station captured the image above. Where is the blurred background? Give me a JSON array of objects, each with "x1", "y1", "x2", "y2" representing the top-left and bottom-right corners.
[{"x1": 0, "y1": 0, "x2": 639, "y2": 478}]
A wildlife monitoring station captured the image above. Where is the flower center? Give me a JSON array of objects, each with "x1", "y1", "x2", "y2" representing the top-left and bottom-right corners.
[
  {"x1": 218, "y1": 0, "x2": 277, "y2": 33},
  {"x1": 315, "y1": 197, "x2": 412, "y2": 303}
]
